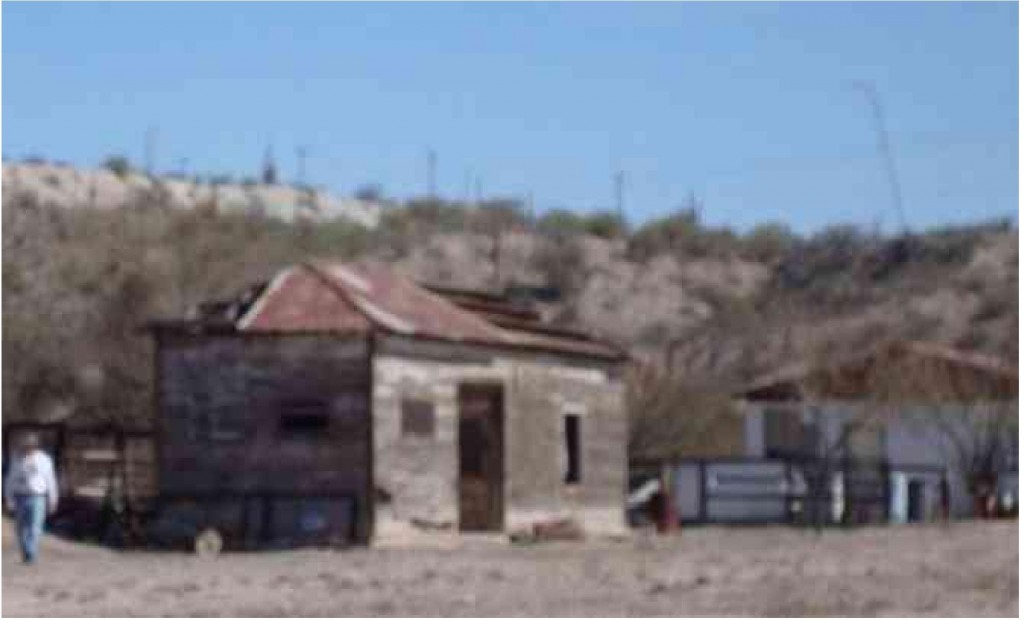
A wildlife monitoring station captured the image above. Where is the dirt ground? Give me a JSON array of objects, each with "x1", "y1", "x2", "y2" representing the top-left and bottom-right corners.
[{"x1": 2, "y1": 520, "x2": 1017, "y2": 617}]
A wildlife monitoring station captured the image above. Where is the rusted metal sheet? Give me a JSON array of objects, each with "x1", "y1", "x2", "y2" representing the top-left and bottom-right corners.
[
  {"x1": 158, "y1": 261, "x2": 627, "y2": 362},
  {"x1": 240, "y1": 266, "x2": 372, "y2": 333}
]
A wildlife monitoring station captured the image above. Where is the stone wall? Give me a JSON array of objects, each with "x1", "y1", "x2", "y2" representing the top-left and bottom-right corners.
[{"x1": 372, "y1": 335, "x2": 627, "y2": 542}]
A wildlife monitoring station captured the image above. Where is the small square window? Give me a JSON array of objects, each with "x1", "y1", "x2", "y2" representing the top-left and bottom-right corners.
[{"x1": 402, "y1": 399, "x2": 436, "y2": 437}]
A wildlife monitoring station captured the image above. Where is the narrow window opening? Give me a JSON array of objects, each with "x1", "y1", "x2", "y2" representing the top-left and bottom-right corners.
[{"x1": 564, "y1": 413, "x2": 581, "y2": 484}]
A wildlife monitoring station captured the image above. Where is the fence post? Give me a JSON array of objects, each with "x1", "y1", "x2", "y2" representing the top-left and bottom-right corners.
[
  {"x1": 698, "y1": 460, "x2": 708, "y2": 523},
  {"x1": 658, "y1": 460, "x2": 679, "y2": 533},
  {"x1": 881, "y1": 458, "x2": 892, "y2": 524}
]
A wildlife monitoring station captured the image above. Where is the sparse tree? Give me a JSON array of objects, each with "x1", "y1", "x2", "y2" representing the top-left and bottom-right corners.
[
  {"x1": 627, "y1": 363, "x2": 743, "y2": 461},
  {"x1": 860, "y1": 345, "x2": 1018, "y2": 518}
]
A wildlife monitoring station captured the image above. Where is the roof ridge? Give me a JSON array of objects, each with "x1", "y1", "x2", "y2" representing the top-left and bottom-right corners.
[{"x1": 236, "y1": 266, "x2": 296, "y2": 330}]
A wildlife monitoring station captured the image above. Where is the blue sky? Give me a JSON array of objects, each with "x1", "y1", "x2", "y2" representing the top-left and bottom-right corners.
[{"x1": 3, "y1": 2, "x2": 1017, "y2": 233}]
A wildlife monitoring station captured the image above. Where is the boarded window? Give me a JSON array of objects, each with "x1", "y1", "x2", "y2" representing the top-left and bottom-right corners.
[
  {"x1": 401, "y1": 399, "x2": 436, "y2": 437},
  {"x1": 278, "y1": 399, "x2": 330, "y2": 440},
  {"x1": 563, "y1": 413, "x2": 581, "y2": 484}
]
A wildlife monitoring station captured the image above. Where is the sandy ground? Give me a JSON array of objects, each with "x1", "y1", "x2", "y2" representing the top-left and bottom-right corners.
[{"x1": 2, "y1": 520, "x2": 1017, "y2": 617}]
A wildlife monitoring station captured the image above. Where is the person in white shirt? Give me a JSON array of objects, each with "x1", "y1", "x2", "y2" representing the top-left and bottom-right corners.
[{"x1": 4, "y1": 433, "x2": 59, "y2": 564}]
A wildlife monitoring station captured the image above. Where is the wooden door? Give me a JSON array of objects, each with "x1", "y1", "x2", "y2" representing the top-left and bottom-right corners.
[{"x1": 457, "y1": 384, "x2": 504, "y2": 531}]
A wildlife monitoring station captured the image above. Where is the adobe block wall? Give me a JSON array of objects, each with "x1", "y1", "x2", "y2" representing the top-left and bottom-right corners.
[{"x1": 372, "y1": 336, "x2": 627, "y2": 542}]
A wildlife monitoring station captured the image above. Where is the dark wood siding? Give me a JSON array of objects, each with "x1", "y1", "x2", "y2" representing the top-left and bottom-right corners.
[{"x1": 156, "y1": 334, "x2": 372, "y2": 544}]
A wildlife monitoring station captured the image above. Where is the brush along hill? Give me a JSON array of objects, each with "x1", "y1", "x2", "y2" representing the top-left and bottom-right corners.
[{"x1": 2, "y1": 162, "x2": 1016, "y2": 430}]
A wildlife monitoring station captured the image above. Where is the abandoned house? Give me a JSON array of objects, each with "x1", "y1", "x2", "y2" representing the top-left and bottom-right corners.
[
  {"x1": 148, "y1": 260, "x2": 629, "y2": 548},
  {"x1": 733, "y1": 341, "x2": 1016, "y2": 525},
  {"x1": 641, "y1": 341, "x2": 1017, "y2": 528}
]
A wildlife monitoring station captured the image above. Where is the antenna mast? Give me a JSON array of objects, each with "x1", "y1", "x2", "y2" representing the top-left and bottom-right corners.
[
  {"x1": 854, "y1": 81, "x2": 908, "y2": 234},
  {"x1": 427, "y1": 149, "x2": 437, "y2": 198},
  {"x1": 614, "y1": 170, "x2": 625, "y2": 220}
]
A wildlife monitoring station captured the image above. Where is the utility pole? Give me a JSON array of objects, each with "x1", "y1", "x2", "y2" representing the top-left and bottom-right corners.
[
  {"x1": 427, "y1": 149, "x2": 437, "y2": 198},
  {"x1": 853, "y1": 81, "x2": 909, "y2": 234},
  {"x1": 463, "y1": 170, "x2": 473, "y2": 204},
  {"x1": 144, "y1": 125, "x2": 158, "y2": 177},
  {"x1": 296, "y1": 145, "x2": 309, "y2": 187},
  {"x1": 262, "y1": 145, "x2": 277, "y2": 185},
  {"x1": 474, "y1": 176, "x2": 483, "y2": 207},
  {"x1": 614, "y1": 170, "x2": 625, "y2": 220}
]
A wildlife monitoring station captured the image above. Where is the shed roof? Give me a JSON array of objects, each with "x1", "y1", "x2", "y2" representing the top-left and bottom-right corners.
[
  {"x1": 154, "y1": 261, "x2": 627, "y2": 361},
  {"x1": 739, "y1": 340, "x2": 1017, "y2": 402}
]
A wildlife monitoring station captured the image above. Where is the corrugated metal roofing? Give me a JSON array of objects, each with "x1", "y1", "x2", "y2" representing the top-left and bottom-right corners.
[
  {"x1": 239, "y1": 266, "x2": 372, "y2": 333},
  {"x1": 222, "y1": 261, "x2": 625, "y2": 360}
]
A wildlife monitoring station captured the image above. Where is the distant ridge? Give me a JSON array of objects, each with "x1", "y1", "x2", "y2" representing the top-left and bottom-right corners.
[{"x1": 1, "y1": 162, "x2": 383, "y2": 228}]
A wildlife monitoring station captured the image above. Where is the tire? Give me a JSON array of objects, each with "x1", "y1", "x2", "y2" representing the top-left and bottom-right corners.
[{"x1": 193, "y1": 527, "x2": 224, "y2": 556}]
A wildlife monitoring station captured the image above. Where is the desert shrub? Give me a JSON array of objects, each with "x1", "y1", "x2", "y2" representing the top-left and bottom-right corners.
[
  {"x1": 628, "y1": 207, "x2": 739, "y2": 261},
  {"x1": 628, "y1": 208, "x2": 700, "y2": 261},
  {"x1": 583, "y1": 211, "x2": 629, "y2": 239},
  {"x1": 467, "y1": 198, "x2": 530, "y2": 235},
  {"x1": 535, "y1": 209, "x2": 627, "y2": 240},
  {"x1": 536, "y1": 209, "x2": 586, "y2": 237},
  {"x1": 775, "y1": 225, "x2": 870, "y2": 289},
  {"x1": 531, "y1": 234, "x2": 586, "y2": 297},
  {"x1": 101, "y1": 155, "x2": 131, "y2": 179},
  {"x1": 742, "y1": 222, "x2": 799, "y2": 262}
]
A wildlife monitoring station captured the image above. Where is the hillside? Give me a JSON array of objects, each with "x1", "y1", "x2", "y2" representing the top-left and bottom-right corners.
[
  {"x1": 2, "y1": 161, "x2": 383, "y2": 227},
  {"x1": 1, "y1": 171, "x2": 1017, "y2": 428},
  {"x1": 385, "y1": 224, "x2": 1015, "y2": 385}
]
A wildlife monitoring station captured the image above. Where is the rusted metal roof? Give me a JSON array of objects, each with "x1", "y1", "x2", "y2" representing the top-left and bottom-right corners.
[
  {"x1": 739, "y1": 339, "x2": 1017, "y2": 402},
  {"x1": 169, "y1": 261, "x2": 625, "y2": 361},
  {"x1": 238, "y1": 266, "x2": 372, "y2": 333}
]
